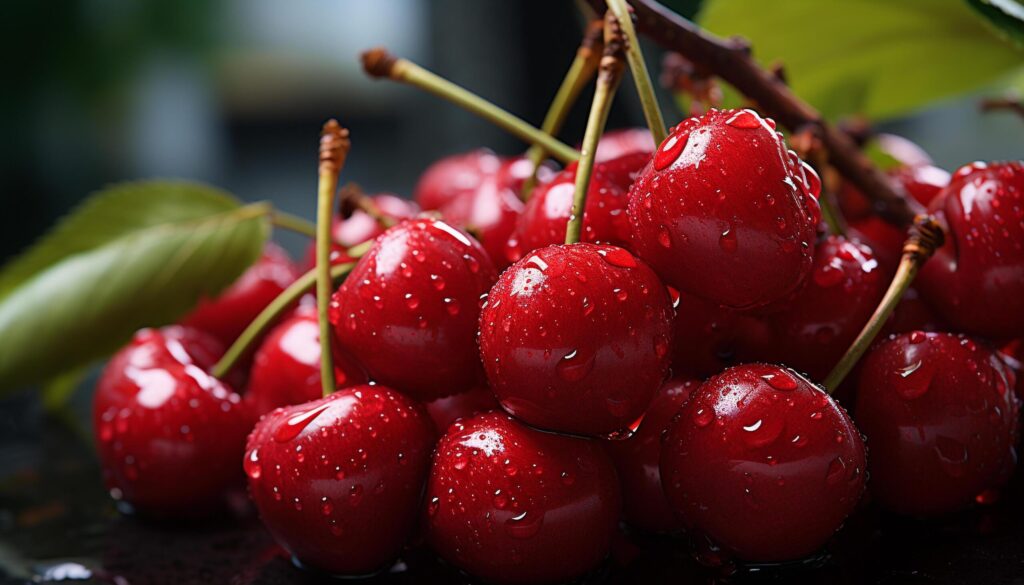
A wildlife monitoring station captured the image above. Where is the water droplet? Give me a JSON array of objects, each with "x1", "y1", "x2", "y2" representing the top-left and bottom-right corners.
[
  {"x1": 654, "y1": 130, "x2": 690, "y2": 171},
  {"x1": 725, "y1": 109, "x2": 762, "y2": 129},
  {"x1": 557, "y1": 348, "x2": 596, "y2": 382},
  {"x1": 826, "y1": 457, "x2": 847, "y2": 485},
  {"x1": 935, "y1": 436, "x2": 968, "y2": 478},
  {"x1": 894, "y1": 360, "x2": 932, "y2": 400},
  {"x1": 321, "y1": 497, "x2": 334, "y2": 515},
  {"x1": 349, "y1": 484, "x2": 364, "y2": 505},
  {"x1": 761, "y1": 371, "x2": 798, "y2": 391},
  {"x1": 428, "y1": 496, "x2": 440, "y2": 517},
  {"x1": 694, "y1": 408, "x2": 714, "y2": 428},
  {"x1": 244, "y1": 448, "x2": 262, "y2": 480},
  {"x1": 598, "y1": 247, "x2": 638, "y2": 268},
  {"x1": 909, "y1": 331, "x2": 927, "y2": 344},
  {"x1": 719, "y1": 228, "x2": 737, "y2": 253},
  {"x1": 275, "y1": 403, "x2": 331, "y2": 442},
  {"x1": 657, "y1": 226, "x2": 672, "y2": 248},
  {"x1": 505, "y1": 511, "x2": 544, "y2": 539},
  {"x1": 404, "y1": 293, "x2": 420, "y2": 310}
]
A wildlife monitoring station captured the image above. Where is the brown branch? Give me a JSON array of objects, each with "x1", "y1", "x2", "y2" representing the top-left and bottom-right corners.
[
  {"x1": 981, "y1": 96, "x2": 1024, "y2": 119},
  {"x1": 588, "y1": 0, "x2": 922, "y2": 227}
]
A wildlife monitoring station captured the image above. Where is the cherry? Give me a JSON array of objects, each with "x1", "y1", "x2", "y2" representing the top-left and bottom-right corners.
[
  {"x1": 593, "y1": 127, "x2": 655, "y2": 162},
  {"x1": 329, "y1": 218, "x2": 498, "y2": 401},
  {"x1": 854, "y1": 332, "x2": 1020, "y2": 516},
  {"x1": 425, "y1": 412, "x2": 621, "y2": 585},
  {"x1": 660, "y1": 364, "x2": 866, "y2": 562},
  {"x1": 425, "y1": 385, "x2": 499, "y2": 433},
  {"x1": 627, "y1": 108, "x2": 821, "y2": 309},
  {"x1": 917, "y1": 161, "x2": 1024, "y2": 339},
  {"x1": 414, "y1": 149, "x2": 503, "y2": 211},
  {"x1": 93, "y1": 326, "x2": 252, "y2": 516},
  {"x1": 302, "y1": 194, "x2": 419, "y2": 268},
  {"x1": 245, "y1": 304, "x2": 368, "y2": 416},
  {"x1": 604, "y1": 378, "x2": 698, "y2": 533},
  {"x1": 245, "y1": 385, "x2": 435, "y2": 576},
  {"x1": 1000, "y1": 339, "x2": 1023, "y2": 399},
  {"x1": 181, "y1": 242, "x2": 300, "y2": 346},
  {"x1": 507, "y1": 151, "x2": 651, "y2": 263},
  {"x1": 479, "y1": 243, "x2": 674, "y2": 436},
  {"x1": 670, "y1": 291, "x2": 770, "y2": 379},
  {"x1": 841, "y1": 164, "x2": 949, "y2": 223}
]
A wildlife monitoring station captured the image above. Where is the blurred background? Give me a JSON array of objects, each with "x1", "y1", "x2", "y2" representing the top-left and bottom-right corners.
[{"x1": 3, "y1": 0, "x2": 1020, "y2": 264}]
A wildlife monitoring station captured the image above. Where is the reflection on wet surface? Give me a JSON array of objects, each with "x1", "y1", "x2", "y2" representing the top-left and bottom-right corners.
[{"x1": 3, "y1": 387, "x2": 1024, "y2": 585}]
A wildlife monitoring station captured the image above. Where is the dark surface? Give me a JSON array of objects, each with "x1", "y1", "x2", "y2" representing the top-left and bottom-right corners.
[{"x1": 2, "y1": 389, "x2": 1024, "y2": 585}]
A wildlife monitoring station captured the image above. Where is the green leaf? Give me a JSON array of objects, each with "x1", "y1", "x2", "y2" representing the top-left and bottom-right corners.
[
  {"x1": 697, "y1": 0, "x2": 1024, "y2": 121},
  {"x1": 968, "y1": 0, "x2": 1024, "y2": 45},
  {"x1": 0, "y1": 181, "x2": 270, "y2": 391}
]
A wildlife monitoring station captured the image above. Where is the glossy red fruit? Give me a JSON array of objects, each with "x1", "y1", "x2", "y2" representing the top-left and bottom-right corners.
[
  {"x1": 329, "y1": 218, "x2": 498, "y2": 400},
  {"x1": 628, "y1": 108, "x2": 820, "y2": 309},
  {"x1": 1000, "y1": 339, "x2": 1023, "y2": 399},
  {"x1": 593, "y1": 127, "x2": 655, "y2": 162},
  {"x1": 479, "y1": 243, "x2": 674, "y2": 436},
  {"x1": 661, "y1": 364, "x2": 866, "y2": 562},
  {"x1": 918, "y1": 161, "x2": 1024, "y2": 339},
  {"x1": 507, "y1": 151, "x2": 650, "y2": 263},
  {"x1": 752, "y1": 236, "x2": 885, "y2": 380},
  {"x1": 841, "y1": 164, "x2": 949, "y2": 222},
  {"x1": 93, "y1": 326, "x2": 251, "y2": 516},
  {"x1": 425, "y1": 385, "x2": 499, "y2": 433},
  {"x1": 854, "y1": 332, "x2": 1020, "y2": 516},
  {"x1": 302, "y1": 194, "x2": 419, "y2": 268},
  {"x1": 425, "y1": 412, "x2": 621, "y2": 585},
  {"x1": 245, "y1": 304, "x2": 368, "y2": 416},
  {"x1": 182, "y1": 243, "x2": 299, "y2": 346},
  {"x1": 245, "y1": 386, "x2": 435, "y2": 576},
  {"x1": 414, "y1": 149, "x2": 502, "y2": 211},
  {"x1": 670, "y1": 291, "x2": 770, "y2": 379},
  {"x1": 605, "y1": 378, "x2": 697, "y2": 533}
]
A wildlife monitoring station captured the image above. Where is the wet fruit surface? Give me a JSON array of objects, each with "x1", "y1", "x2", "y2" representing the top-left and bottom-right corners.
[
  {"x1": 660, "y1": 364, "x2": 866, "y2": 562},
  {"x1": 329, "y1": 218, "x2": 497, "y2": 400},
  {"x1": 425, "y1": 385, "x2": 499, "y2": 434},
  {"x1": 479, "y1": 243, "x2": 674, "y2": 436},
  {"x1": 917, "y1": 161, "x2": 1024, "y2": 339},
  {"x1": 855, "y1": 332, "x2": 1020, "y2": 516},
  {"x1": 670, "y1": 291, "x2": 770, "y2": 378},
  {"x1": 92, "y1": 326, "x2": 252, "y2": 516},
  {"x1": 302, "y1": 195, "x2": 419, "y2": 268},
  {"x1": 627, "y1": 108, "x2": 820, "y2": 309},
  {"x1": 245, "y1": 385, "x2": 436, "y2": 576},
  {"x1": 592, "y1": 127, "x2": 655, "y2": 162},
  {"x1": 425, "y1": 412, "x2": 621, "y2": 585}
]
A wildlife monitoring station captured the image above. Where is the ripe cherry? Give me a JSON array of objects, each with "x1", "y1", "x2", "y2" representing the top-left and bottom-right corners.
[
  {"x1": 425, "y1": 412, "x2": 621, "y2": 585},
  {"x1": 425, "y1": 385, "x2": 499, "y2": 433},
  {"x1": 302, "y1": 194, "x2": 419, "y2": 268},
  {"x1": 507, "y1": 151, "x2": 650, "y2": 263},
  {"x1": 670, "y1": 291, "x2": 770, "y2": 379},
  {"x1": 245, "y1": 304, "x2": 368, "y2": 416},
  {"x1": 93, "y1": 326, "x2": 252, "y2": 516},
  {"x1": 628, "y1": 108, "x2": 820, "y2": 309},
  {"x1": 181, "y1": 242, "x2": 299, "y2": 346},
  {"x1": 661, "y1": 364, "x2": 866, "y2": 562},
  {"x1": 245, "y1": 385, "x2": 435, "y2": 576},
  {"x1": 593, "y1": 127, "x2": 655, "y2": 162},
  {"x1": 917, "y1": 161, "x2": 1024, "y2": 339},
  {"x1": 479, "y1": 243, "x2": 674, "y2": 436},
  {"x1": 854, "y1": 332, "x2": 1020, "y2": 516},
  {"x1": 329, "y1": 218, "x2": 497, "y2": 401},
  {"x1": 841, "y1": 164, "x2": 949, "y2": 223},
  {"x1": 605, "y1": 378, "x2": 697, "y2": 533}
]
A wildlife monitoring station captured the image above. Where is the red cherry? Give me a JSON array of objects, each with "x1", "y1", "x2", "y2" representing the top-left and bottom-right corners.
[
  {"x1": 479, "y1": 243, "x2": 674, "y2": 436},
  {"x1": 93, "y1": 326, "x2": 252, "y2": 516},
  {"x1": 414, "y1": 149, "x2": 502, "y2": 211},
  {"x1": 660, "y1": 364, "x2": 866, "y2": 562},
  {"x1": 425, "y1": 385, "x2": 499, "y2": 433},
  {"x1": 605, "y1": 378, "x2": 697, "y2": 533},
  {"x1": 917, "y1": 161, "x2": 1024, "y2": 339},
  {"x1": 882, "y1": 286, "x2": 947, "y2": 337},
  {"x1": 841, "y1": 164, "x2": 948, "y2": 222},
  {"x1": 854, "y1": 332, "x2": 1020, "y2": 516},
  {"x1": 181, "y1": 242, "x2": 299, "y2": 346},
  {"x1": 245, "y1": 385, "x2": 435, "y2": 575},
  {"x1": 671, "y1": 291, "x2": 771, "y2": 379},
  {"x1": 628, "y1": 108, "x2": 820, "y2": 309},
  {"x1": 302, "y1": 194, "x2": 419, "y2": 268},
  {"x1": 329, "y1": 218, "x2": 498, "y2": 400},
  {"x1": 425, "y1": 412, "x2": 621, "y2": 585},
  {"x1": 507, "y1": 151, "x2": 650, "y2": 263},
  {"x1": 593, "y1": 127, "x2": 655, "y2": 162},
  {"x1": 245, "y1": 304, "x2": 368, "y2": 416}
]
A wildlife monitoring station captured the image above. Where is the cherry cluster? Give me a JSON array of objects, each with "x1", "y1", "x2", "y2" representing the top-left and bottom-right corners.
[{"x1": 91, "y1": 95, "x2": 1022, "y2": 582}]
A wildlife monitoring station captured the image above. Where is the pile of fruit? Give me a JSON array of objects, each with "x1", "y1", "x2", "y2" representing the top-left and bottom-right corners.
[{"x1": 78, "y1": 4, "x2": 1023, "y2": 584}]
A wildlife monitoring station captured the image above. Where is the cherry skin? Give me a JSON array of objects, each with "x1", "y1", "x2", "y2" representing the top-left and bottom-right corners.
[
  {"x1": 593, "y1": 127, "x2": 655, "y2": 162},
  {"x1": 425, "y1": 385, "x2": 499, "y2": 433},
  {"x1": 854, "y1": 332, "x2": 1020, "y2": 516},
  {"x1": 93, "y1": 326, "x2": 252, "y2": 516},
  {"x1": 302, "y1": 194, "x2": 419, "y2": 268},
  {"x1": 841, "y1": 164, "x2": 949, "y2": 223},
  {"x1": 628, "y1": 108, "x2": 820, "y2": 310},
  {"x1": 181, "y1": 242, "x2": 300, "y2": 346},
  {"x1": 671, "y1": 290, "x2": 771, "y2": 379},
  {"x1": 245, "y1": 385, "x2": 436, "y2": 576},
  {"x1": 479, "y1": 243, "x2": 674, "y2": 436},
  {"x1": 425, "y1": 412, "x2": 621, "y2": 585},
  {"x1": 917, "y1": 161, "x2": 1024, "y2": 339},
  {"x1": 329, "y1": 218, "x2": 498, "y2": 401},
  {"x1": 661, "y1": 364, "x2": 866, "y2": 562},
  {"x1": 507, "y1": 151, "x2": 650, "y2": 263},
  {"x1": 604, "y1": 378, "x2": 698, "y2": 533},
  {"x1": 245, "y1": 304, "x2": 368, "y2": 416}
]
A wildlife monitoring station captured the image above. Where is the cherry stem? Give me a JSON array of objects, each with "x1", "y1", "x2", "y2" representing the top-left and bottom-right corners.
[
  {"x1": 338, "y1": 183, "x2": 397, "y2": 229},
  {"x1": 522, "y1": 19, "x2": 605, "y2": 199},
  {"x1": 822, "y1": 216, "x2": 946, "y2": 393},
  {"x1": 361, "y1": 48, "x2": 581, "y2": 164},
  {"x1": 210, "y1": 261, "x2": 356, "y2": 381},
  {"x1": 565, "y1": 11, "x2": 628, "y2": 245},
  {"x1": 316, "y1": 120, "x2": 351, "y2": 397},
  {"x1": 605, "y1": 0, "x2": 668, "y2": 145},
  {"x1": 588, "y1": 0, "x2": 921, "y2": 227},
  {"x1": 270, "y1": 210, "x2": 318, "y2": 239}
]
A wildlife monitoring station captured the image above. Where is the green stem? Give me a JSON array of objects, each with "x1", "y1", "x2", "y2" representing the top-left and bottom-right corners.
[
  {"x1": 316, "y1": 122, "x2": 350, "y2": 397},
  {"x1": 566, "y1": 13, "x2": 627, "y2": 245},
  {"x1": 361, "y1": 48, "x2": 580, "y2": 164},
  {"x1": 210, "y1": 262, "x2": 355, "y2": 380},
  {"x1": 605, "y1": 0, "x2": 668, "y2": 144},
  {"x1": 270, "y1": 210, "x2": 318, "y2": 239},
  {"x1": 822, "y1": 216, "x2": 945, "y2": 393}
]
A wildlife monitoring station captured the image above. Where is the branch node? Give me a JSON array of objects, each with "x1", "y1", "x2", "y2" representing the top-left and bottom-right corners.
[
  {"x1": 360, "y1": 47, "x2": 399, "y2": 79},
  {"x1": 319, "y1": 119, "x2": 351, "y2": 176},
  {"x1": 904, "y1": 215, "x2": 946, "y2": 262},
  {"x1": 601, "y1": 10, "x2": 628, "y2": 79},
  {"x1": 579, "y1": 18, "x2": 605, "y2": 59}
]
